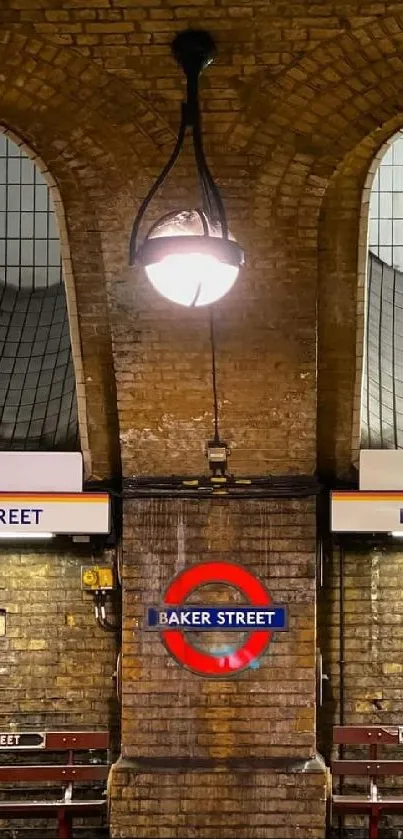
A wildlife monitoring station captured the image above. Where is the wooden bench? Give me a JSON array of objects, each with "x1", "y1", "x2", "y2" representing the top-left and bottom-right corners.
[
  {"x1": 332, "y1": 724, "x2": 403, "y2": 839},
  {"x1": 0, "y1": 730, "x2": 110, "y2": 839}
]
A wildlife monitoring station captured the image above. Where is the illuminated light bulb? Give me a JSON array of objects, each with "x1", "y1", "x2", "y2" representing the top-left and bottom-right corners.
[
  {"x1": 139, "y1": 210, "x2": 243, "y2": 308},
  {"x1": 146, "y1": 253, "x2": 239, "y2": 307}
]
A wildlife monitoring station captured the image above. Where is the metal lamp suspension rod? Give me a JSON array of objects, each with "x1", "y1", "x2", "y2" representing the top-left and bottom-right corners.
[
  {"x1": 129, "y1": 29, "x2": 229, "y2": 264},
  {"x1": 188, "y1": 69, "x2": 213, "y2": 224},
  {"x1": 129, "y1": 105, "x2": 187, "y2": 265},
  {"x1": 193, "y1": 120, "x2": 229, "y2": 238},
  {"x1": 185, "y1": 61, "x2": 229, "y2": 238}
]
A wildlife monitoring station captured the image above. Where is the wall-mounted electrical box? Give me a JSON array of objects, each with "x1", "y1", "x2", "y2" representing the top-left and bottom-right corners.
[{"x1": 81, "y1": 566, "x2": 115, "y2": 591}]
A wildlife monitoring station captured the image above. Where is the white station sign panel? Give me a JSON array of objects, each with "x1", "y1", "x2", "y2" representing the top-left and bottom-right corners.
[
  {"x1": 0, "y1": 452, "x2": 83, "y2": 493},
  {"x1": 0, "y1": 493, "x2": 110, "y2": 535},
  {"x1": 331, "y1": 491, "x2": 403, "y2": 533},
  {"x1": 359, "y1": 449, "x2": 403, "y2": 491}
]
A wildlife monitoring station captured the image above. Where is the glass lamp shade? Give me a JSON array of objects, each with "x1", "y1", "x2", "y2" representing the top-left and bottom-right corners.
[{"x1": 138, "y1": 210, "x2": 244, "y2": 307}]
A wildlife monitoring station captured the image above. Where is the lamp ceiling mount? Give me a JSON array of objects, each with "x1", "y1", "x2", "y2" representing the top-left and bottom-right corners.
[{"x1": 171, "y1": 29, "x2": 216, "y2": 77}]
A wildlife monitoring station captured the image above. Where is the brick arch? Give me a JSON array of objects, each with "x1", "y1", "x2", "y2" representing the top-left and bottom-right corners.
[
  {"x1": 350, "y1": 131, "x2": 401, "y2": 463},
  {"x1": 0, "y1": 122, "x2": 120, "y2": 479},
  {"x1": 0, "y1": 124, "x2": 93, "y2": 473},
  {"x1": 317, "y1": 119, "x2": 403, "y2": 479},
  {"x1": 0, "y1": 29, "x2": 175, "y2": 479},
  {"x1": 241, "y1": 17, "x2": 403, "y2": 478}
]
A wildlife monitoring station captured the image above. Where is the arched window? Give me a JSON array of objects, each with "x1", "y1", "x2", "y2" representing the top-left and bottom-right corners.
[
  {"x1": 361, "y1": 131, "x2": 403, "y2": 449},
  {"x1": 0, "y1": 133, "x2": 79, "y2": 450}
]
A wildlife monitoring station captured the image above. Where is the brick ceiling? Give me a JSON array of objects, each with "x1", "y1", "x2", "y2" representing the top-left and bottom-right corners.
[{"x1": 1, "y1": 2, "x2": 403, "y2": 477}]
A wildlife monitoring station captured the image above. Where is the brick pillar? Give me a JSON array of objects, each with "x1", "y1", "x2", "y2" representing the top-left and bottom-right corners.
[{"x1": 109, "y1": 497, "x2": 327, "y2": 839}]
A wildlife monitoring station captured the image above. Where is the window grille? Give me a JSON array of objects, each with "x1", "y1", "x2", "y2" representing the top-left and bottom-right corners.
[
  {"x1": 361, "y1": 253, "x2": 403, "y2": 449},
  {"x1": 369, "y1": 131, "x2": 403, "y2": 272},
  {"x1": 0, "y1": 135, "x2": 79, "y2": 450}
]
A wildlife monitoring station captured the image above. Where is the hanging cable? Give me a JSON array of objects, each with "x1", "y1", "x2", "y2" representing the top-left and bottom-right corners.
[
  {"x1": 94, "y1": 591, "x2": 119, "y2": 633},
  {"x1": 206, "y1": 307, "x2": 228, "y2": 475},
  {"x1": 209, "y1": 309, "x2": 220, "y2": 445}
]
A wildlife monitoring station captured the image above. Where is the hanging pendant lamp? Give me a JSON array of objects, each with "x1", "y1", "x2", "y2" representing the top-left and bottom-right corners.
[{"x1": 129, "y1": 29, "x2": 244, "y2": 308}]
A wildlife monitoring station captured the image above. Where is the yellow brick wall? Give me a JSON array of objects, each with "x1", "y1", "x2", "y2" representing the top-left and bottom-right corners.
[
  {"x1": 0, "y1": 543, "x2": 118, "y2": 730},
  {"x1": 0, "y1": 541, "x2": 119, "y2": 837}
]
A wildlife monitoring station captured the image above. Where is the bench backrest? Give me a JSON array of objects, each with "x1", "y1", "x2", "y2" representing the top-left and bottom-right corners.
[
  {"x1": 0, "y1": 731, "x2": 110, "y2": 785},
  {"x1": 332, "y1": 725, "x2": 403, "y2": 779},
  {"x1": 333, "y1": 726, "x2": 401, "y2": 746}
]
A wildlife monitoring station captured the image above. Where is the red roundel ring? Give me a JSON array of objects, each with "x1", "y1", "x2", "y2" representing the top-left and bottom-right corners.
[{"x1": 161, "y1": 561, "x2": 272, "y2": 676}]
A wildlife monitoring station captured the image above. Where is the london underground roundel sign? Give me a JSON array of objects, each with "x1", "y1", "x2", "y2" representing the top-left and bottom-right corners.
[{"x1": 146, "y1": 561, "x2": 287, "y2": 677}]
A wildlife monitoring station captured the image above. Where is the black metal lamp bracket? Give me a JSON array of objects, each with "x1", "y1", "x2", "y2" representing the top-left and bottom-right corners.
[
  {"x1": 172, "y1": 30, "x2": 216, "y2": 127},
  {"x1": 129, "y1": 29, "x2": 228, "y2": 264}
]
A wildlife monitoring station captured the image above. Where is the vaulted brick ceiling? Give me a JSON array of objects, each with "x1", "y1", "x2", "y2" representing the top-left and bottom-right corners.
[{"x1": 2, "y1": 3, "x2": 403, "y2": 477}]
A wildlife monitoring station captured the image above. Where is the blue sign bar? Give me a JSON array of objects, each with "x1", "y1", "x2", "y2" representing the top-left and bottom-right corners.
[{"x1": 147, "y1": 606, "x2": 287, "y2": 631}]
